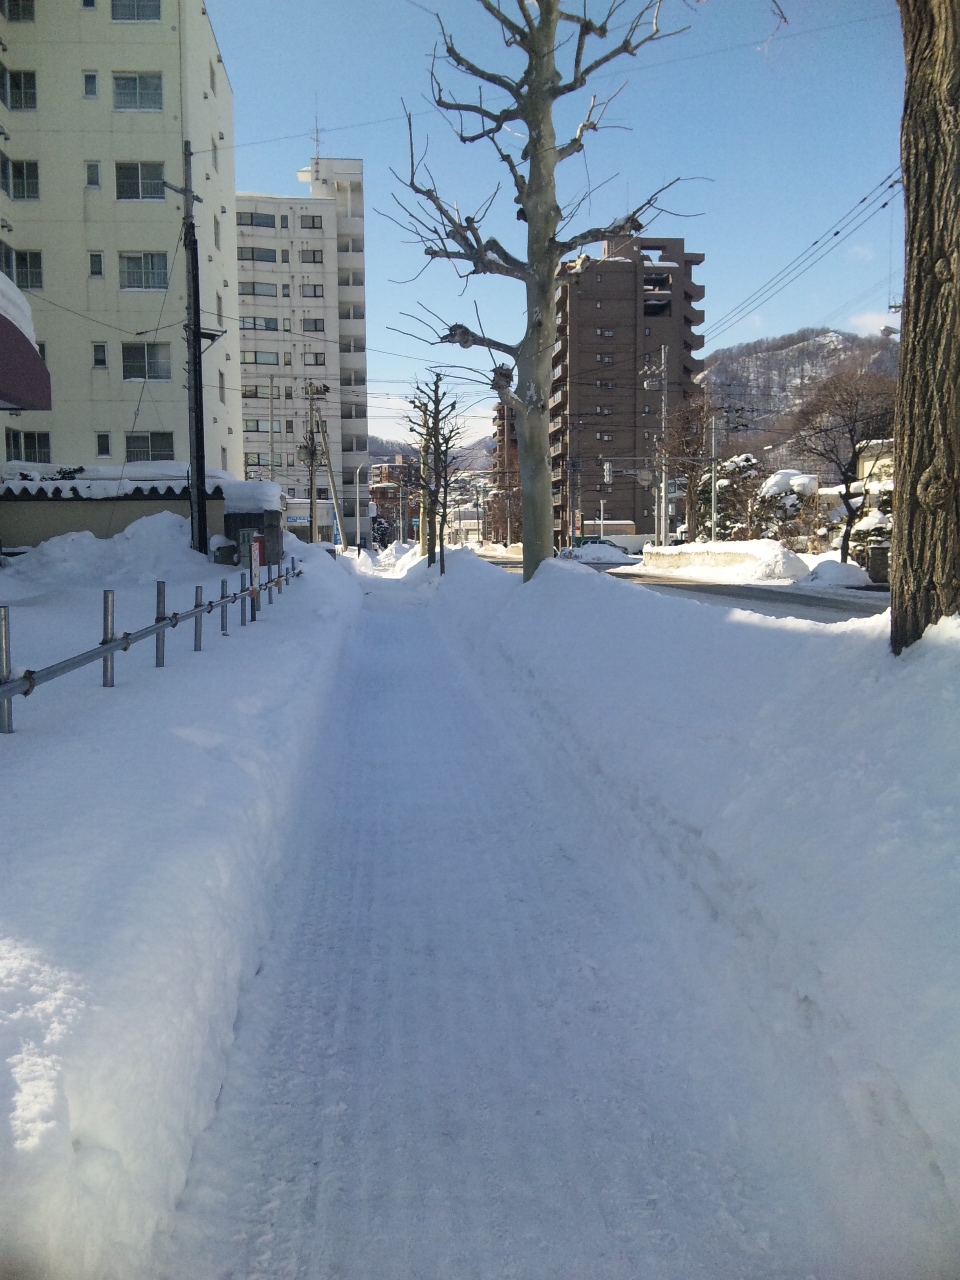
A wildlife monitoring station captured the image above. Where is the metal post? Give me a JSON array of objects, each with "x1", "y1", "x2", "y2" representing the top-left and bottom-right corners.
[
  {"x1": 156, "y1": 582, "x2": 166, "y2": 667},
  {"x1": 220, "y1": 578, "x2": 228, "y2": 635},
  {"x1": 194, "y1": 585, "x2": 203, "y2": 651},
  {"x1": 102, "y1": 589, "x2": 115, "y2": 688},
  {"x1": 0, "y1": 604, "x2": 13, "y2": 733},
  {"x1": 240, "y1": 572, "x2": 247, "y2": 626}
]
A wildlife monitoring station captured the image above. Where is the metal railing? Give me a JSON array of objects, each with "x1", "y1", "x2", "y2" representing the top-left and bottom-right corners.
[{"x1": 0, "y1": 557, "x2": 301, "y2": 734}]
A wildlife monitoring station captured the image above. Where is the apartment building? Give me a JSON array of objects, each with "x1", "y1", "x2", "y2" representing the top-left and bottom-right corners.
[
  {"x1": 236, "y1": 157, "x2": 368, "y2": 546},
  {"x1": 0, "y1": 0, "x2": 241, "y2": 475},
  {"x1": 546, "y1": 236, "x2": 705, "y2": 546}
]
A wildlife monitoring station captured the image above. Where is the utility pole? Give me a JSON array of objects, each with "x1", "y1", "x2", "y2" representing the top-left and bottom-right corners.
[
  {"x1": 660, "y1": 344, "x2": 669, "y2": 546},
  {"x1": 710, "y1": 409, "x2": 718, "y2": 542},
  {"x1": 268, "y1": 373, "x2": 276, "y2": 482},
  {"x1": 182, "y1": 141, "x2": 207, "y2": 554},
  {"x1": 312, "y1": 386, "x2": 348, "y2": 550}
]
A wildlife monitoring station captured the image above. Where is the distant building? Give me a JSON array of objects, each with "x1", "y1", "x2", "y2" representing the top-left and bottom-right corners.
[
  {"x1": 235, "y1": 157, "x2": 368, "y2": 545},
  {"x1": 548, "y1": 236, "x2": 705, "y2": 546},
  {"x1": 0, "y1": 0, "x2": 241, "y2": 476}
]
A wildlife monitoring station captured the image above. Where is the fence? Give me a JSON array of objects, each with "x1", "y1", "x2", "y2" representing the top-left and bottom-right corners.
[{"x1": 0, "y1": 557, "x2": 301, "y2": 734}]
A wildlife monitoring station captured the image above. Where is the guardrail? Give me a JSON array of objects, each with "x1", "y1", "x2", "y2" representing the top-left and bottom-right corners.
[{"x1": 0, "y1": 557, "x2": 301, "y2": 734}]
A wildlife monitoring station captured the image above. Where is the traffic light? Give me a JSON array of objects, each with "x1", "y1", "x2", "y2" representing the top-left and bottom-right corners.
[{"x1": 603, "y1": 461, "x2": 613, "y2": 485}]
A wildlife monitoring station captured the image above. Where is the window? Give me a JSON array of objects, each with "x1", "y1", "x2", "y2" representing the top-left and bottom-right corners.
[
  {"x1": 115, "y1": 161, "x2": 164, "y2": 200},
  {"x1": 121, "y1": 342, "x2": 171, "y2": 380},
  {"x1": 86, "y1": 161, "x2": 101, "y2": 187},
  {"x1": 89, "y1": 252, "x2": 103, "y2": 277},
  {"x1": 240, "y1": 350, "x2": 279, "y2": 365},
  {"x1": 119, "y1": 251, "x2": 167, "y2": 289},
  {"x1": 111, "y1": 0, "x2": 160, "y2": 19},
  {"x1": 279, "y1": 214, "x2": 288, "y2": 229},
  {"x1": 113, "y1": 73, "x2": 162, "y2": 111},
  {"x1": 11, "y1": 160, "x2": 38, "y2": 199},
  {"x1": 237, "y1": 281, "x2": 277, "y2": 297},
  {"x1": 301, "y1": 214, "x2": 322, "y2": 230},
  {"x1": 303, "y1": 352, "x2": 325, "y2": 366},
  {"x1": 84, "y1": 72, "x2": 98, "y2": 98},
  {"x1": 6, "y1": 429, "x2": 50, "y2": 463},
  {"x1": 9, "y1": 71, "x2": 37, "y2": 110},
  {"x1": 4, "y1": 1, "x2": 35, "y2": 19},
  {"x1": 239, "y1": 316, "x2": 278, "y2": 331},
  {"x1": 237, "y1": 246, "x2": 276, "y2": 263},
  {"x1": 125, "y1": 431, "x2": 173, "y2": 461},
  {"x1": 236, "y1": 211, "x2": 275, "y2": 228},
  {"x1": 92, "y1": 343, "x2": 107, "y2": 367},
  {"x1": 281, "y1": 249, "x2": 289, "y2": 264},
  {"x1": 301, "y1": 283, "x2": 323, "y2": 298},
  {"x1": 96, "y1": 433, "x2": 111, "y2": 457},
  {"x1": 300, "y1": 249, "x2": 323, "y2": 264},
  {"x1": 15, "y1": 250, "x2": 41, "y2": 289},
  {"x1": 302, "y1": 318, "x2": 324, "y2": 332}
]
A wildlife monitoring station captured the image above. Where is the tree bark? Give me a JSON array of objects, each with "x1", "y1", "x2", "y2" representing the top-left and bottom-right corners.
[{"x1": 891, "y1": 1, "x2": 960, "y2": 652}]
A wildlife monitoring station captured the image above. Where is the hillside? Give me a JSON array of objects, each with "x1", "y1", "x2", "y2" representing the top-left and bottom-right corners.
[{"x1": 702, "y1": 328, "x2": 899, "y2": 433}]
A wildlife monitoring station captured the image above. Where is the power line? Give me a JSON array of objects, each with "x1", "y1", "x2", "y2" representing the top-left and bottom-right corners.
[{"x1": 703, "y1": 169, "x2": 902, "y2": 342}]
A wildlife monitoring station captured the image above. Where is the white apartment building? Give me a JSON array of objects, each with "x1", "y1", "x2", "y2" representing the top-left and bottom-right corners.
[
  {"x1": 236, "y1": 156, "x2": 369, "y2": 546},
  {"x1": 0, "y1": 0, "x2": 241, "y2": 475}
]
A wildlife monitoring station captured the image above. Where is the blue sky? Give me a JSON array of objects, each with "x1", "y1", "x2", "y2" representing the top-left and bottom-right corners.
[{"x1": 203, "y1": 0, "x2": 904, "y2": 440}]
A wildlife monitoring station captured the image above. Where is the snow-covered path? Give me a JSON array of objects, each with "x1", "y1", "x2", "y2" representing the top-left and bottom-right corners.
[{"x1": 152, "y1": 578, "x2": 813, "y2": 1279}]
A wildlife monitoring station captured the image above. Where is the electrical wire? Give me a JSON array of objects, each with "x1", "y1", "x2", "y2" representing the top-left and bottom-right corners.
[{"x1": 703, "y1": 170, "x2": 902, "y2": 343}]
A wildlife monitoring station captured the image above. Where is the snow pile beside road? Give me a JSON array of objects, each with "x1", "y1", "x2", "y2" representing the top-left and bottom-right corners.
[
  {"x1": 0, "y1": 516, "x2": 362, "y2": 1280},
  {"x1": 639, "y1": 539, "x2": 809, "y2": 582}
]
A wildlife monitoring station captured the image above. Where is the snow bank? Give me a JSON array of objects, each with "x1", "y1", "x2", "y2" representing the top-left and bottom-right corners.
[
  {"x1": 0, "y1": 516, "x2": 361, "y2": 1279},
  {"x1": 639, "y1": 539, "x2": 809, "y2": 582}
]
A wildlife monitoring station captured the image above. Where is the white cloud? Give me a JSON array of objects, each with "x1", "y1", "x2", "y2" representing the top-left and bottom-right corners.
[{"x1": 847, "y1": 310, "x2": 896, "y2": 336}]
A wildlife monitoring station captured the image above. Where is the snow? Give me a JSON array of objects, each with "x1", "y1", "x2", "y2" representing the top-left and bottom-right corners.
[
  {"x1": 637, "y1": 539, "x2": 809, "y2": 583},
  {"x1": 221, "y1": 479, "x2": 283, "y2": 514},
  {"x1": 2, "y1": 520, "x2": 959, "y2": 1278}
]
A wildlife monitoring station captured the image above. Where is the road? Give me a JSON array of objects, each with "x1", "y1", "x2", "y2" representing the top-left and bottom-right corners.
[{"x1": 151, "y1": 574, "x2": 819, "y2": 1279}]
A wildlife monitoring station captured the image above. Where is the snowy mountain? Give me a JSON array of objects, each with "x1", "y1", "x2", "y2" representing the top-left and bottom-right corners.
[{"x1": 702, "y1": 328, "x2": 899, "y2": 433}]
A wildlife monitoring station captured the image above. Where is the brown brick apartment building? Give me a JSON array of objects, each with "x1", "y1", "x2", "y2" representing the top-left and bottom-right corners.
[{"x1": 544, "y1": 236, "x2": 705, "y2": 547}]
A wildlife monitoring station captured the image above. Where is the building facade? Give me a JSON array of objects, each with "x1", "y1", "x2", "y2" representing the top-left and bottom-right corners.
[
  {"x1": 546, "y1": 236, "x2": 704, "y2": 546},
  {"x1": 236, "y1": 157, "x2": 368, "y2": 546},
  {"x1": 0, "y1": 0, "x2": 241, "y2": 475}
]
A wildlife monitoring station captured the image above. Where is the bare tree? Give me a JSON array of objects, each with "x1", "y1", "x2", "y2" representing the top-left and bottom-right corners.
[
  {"x1": 794, "y1": 369, "x2": 896, "y2": 564},
  {"x1": 406, "y1": 372, "x2": 463, "y2": 573},
  {"x1": 396, "y1": 1, "x2": 689, "y2": 582},
  {"x1": 664, "y1": 393, "x2": 710, "y2": 541},
  {"x1": 891, "y1": 2, "x2": 960, "y2": 651}
]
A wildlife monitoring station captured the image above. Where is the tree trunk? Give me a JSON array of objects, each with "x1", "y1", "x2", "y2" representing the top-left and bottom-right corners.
[
  {"x1": 891, "y1": 1, "x2": 960, "y2": 652},
  {"x1": 514, "y1": 7, "x2": 562, "y2": 583}
]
